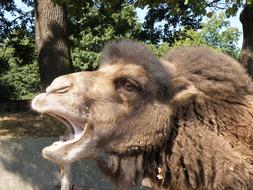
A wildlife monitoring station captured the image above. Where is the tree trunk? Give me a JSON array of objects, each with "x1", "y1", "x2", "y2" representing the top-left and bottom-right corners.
[
  {"x1": 240, "y1": 5, "x2": 253, "y2": 77},
  {"x1": 35, "y1": 0, "x2": 73, "y2": 90}
]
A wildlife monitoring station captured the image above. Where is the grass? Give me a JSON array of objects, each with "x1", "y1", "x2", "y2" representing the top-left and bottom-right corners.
[{"x1": 0, "y1": 112, "x2": 65, "y2": 137}]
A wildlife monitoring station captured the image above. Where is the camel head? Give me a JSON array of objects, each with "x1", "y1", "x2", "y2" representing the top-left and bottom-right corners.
[{"x1": 32, "y1": 40, "x2": 177, "y2": 165}]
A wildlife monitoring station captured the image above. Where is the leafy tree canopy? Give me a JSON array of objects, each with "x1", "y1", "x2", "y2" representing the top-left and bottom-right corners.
[
  {"x1": 70, "y1": 1, "x2": 141, "y2": 71},
  {"x1": 56, "y1": 0, "x2": 247, "y2": 45},
  {"x1": 149, "y1": 13, "x2": 240, "y2": 59},
  {"x1": 0, "y1": 1, "x2": 38, "y2": 100},
  {"x1": 0, "y1": 0, "x2": 33, "y2": 41},
  {"x1": 138, "y1": 2, "x2": 203, "y2": 44},
  {"x1": 0, "y1": 27, "x2": 39, "y2": 100}
]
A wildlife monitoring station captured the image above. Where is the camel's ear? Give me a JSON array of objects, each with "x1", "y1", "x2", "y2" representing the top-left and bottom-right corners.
[
  {"x1": 171, "y1": 77, "x2": 199, "y2": 104},
  {"x1": 155, "y1": 67, "x2": 198, "y2": 104}
]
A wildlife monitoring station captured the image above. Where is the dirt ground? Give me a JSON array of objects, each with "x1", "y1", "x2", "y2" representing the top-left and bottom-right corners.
[{"x1": 0, "y1": 112, "x2": 65, "y2": 137}]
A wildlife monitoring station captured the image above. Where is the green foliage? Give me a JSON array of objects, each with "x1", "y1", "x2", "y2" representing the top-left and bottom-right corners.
[
  {"x1": 0, "y1": 1, "x2": 37, "y2": 100},
  {"x1": 0, "y1": 28, "x2": 39, "y2": 100},
  {"x1": 134, "y1": 0, "x2": 244, "y2": 17},
  {"x1": 138, "y1": 2, "x2": 203, "y2": 44},
  {"x1": 70, "y1": 2, "x2": 141, "y2": 71},
  {"x1": 247, "y1": 0, "x2": 253, "y2": 5},
  {"x1": 150, "y1": 13, "x2": 241, "y2": 59},
  {"x1": 200, "y1": 13, "x2": 240, "y2": 59},
  {"x1": 135, "y1": 0, "x2": 243, "y2": 44},
  {"x1": 0, "y1": 0, "x2": 33, "y2": 40}
]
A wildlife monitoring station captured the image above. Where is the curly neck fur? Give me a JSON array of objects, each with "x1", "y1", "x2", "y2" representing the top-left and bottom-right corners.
[{"x1": 96, "y1": 97, "x2": 253, "y2": 190}]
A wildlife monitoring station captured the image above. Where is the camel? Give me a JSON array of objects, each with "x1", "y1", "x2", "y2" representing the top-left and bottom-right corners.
[{"x1": 32, "y1": 40, "x2": 253, "y2": 190}]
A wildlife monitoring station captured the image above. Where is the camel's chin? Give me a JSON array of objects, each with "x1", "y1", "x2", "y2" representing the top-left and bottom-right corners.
[{"x1": 42, "y1": 143, "x2": 75, "y2": 164}]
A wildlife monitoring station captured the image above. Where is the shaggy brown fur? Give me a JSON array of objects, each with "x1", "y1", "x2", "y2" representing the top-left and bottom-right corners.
[{"x1": 32, "y1": 40, "x2": 253, "y2": 190}]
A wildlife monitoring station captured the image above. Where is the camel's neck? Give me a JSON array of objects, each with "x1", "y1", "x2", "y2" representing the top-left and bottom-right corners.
[{"x1": 95, "y1": 152, "x2": 145, "y2": 188}]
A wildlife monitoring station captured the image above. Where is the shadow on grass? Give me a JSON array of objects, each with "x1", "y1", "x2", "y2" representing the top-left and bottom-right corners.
[
  {"x1": 0, "y1": 137, "x2": 120, "y2": 190},
  {"x1": 0, "y1": 137, "x2": 60, "y2": 190},
  {"x1": 0, "y1": 112, "x2": 65, "y2": 137}
]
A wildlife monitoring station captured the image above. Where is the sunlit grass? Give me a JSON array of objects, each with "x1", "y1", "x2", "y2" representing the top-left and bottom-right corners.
[{"x1": 0, "y1": 112, "x2": 65, "y2": 137}]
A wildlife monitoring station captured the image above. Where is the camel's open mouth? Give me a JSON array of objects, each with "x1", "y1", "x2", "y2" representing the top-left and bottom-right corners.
[{"x1": 47, "y1": 113, "x2": 86, "y2": 144}]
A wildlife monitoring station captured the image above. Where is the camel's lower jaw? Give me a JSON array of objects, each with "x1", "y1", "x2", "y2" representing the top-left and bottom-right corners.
[
  {"x1": 42, "y1": 130, "x2": 97, "y2": 165},
  {"x1": 42, "y1": 144, "x2": 66, "y2": 164},
  {"x1": 42, "y1": 124, "x2": 88, "y2": 164},
  {"x1": 42, "y1": 142, "x2": 82, "y2": 164}
]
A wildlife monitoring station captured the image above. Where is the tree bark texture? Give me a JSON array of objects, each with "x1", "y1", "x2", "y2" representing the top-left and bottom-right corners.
[
  {"x1": 35, "y1": 0, "x2": 73, "y2": 90},
  {"x1": 240, "y1": 5, "x2": 253, "y2": 77}
]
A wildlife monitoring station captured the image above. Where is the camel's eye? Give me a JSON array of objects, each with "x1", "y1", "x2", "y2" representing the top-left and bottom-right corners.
[
  {"x1": 124, "y1": 82, "x2": 134, "y2": 92},
  {"x1": 115, "y1": 78, "x2": 137, "y2": 92}
]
